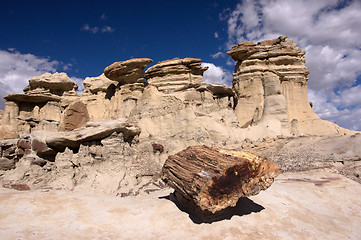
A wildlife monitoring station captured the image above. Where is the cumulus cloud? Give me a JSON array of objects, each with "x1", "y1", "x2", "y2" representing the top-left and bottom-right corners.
[
  {"x1": 214, "y1": 32, "x2": 219, "y2": 39},
  {"x1": 223, "y1": 0, "x2": 361, "y2": 130},
  {"x1": 82, "y1": 24, "x2": 115, "y2": 34},
  {"x1": 202, "y1": 63, "x2": 233, "y2": 86},
  {"x1": 0, "y1": 49, "x2": 59, "y2": 108},
  {"x1": 0, "y1": 49, "x2": 84, "y2": 109}
]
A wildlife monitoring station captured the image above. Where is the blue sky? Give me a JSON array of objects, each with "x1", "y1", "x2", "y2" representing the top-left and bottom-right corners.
[{"x1": 1, "y1": 0, "x2": 360, "y2": 131}]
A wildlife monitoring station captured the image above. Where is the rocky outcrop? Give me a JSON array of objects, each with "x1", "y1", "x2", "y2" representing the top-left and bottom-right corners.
[
  {"x1": 1, "y1": 72, "x2": 80, "y2": 136},
  {"x1": 58, "y1": 101, "x2": 90, "y2": 131},
  {"x1": 82, "y1": 74, "x2": 118, "y2": 95},
  {"x1": 23, "y1": 72, "x2": 78, "y2": 95},
  {"x1": 145, "y1": 58, "x2": 208, "y2": 92},
  {"x1": 0, "y1": 37, "x2": 358, "y2": 197},
  {"x1": 227, "y1": 36, "x2": 351, "y2": 136},
  {"x1": 46, "y1": 120, "x2": 140, "y2": 151},
  {"x1": 104, "y1": 58, "x2": 153, "y2": 84}
]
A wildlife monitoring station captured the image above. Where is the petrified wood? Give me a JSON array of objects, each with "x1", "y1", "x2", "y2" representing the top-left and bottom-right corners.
[{"x1": 161, "y1": 145, "x2": 281, "y2": 213}]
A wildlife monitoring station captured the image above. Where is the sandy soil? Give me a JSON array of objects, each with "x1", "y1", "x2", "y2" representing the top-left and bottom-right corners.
[{"x1": 0, "y1": 168, "x2": 360, "y2": 240}]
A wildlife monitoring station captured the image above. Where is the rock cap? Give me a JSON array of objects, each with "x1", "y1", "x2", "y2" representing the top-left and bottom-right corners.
[{"x1": 104, "y1": 58, "x2": 153, "y2": 84}]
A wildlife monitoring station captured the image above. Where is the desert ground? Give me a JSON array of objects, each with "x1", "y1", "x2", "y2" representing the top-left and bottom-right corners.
[{"x1": 1, "y1": 168, "x2": 360, "y2": 240}]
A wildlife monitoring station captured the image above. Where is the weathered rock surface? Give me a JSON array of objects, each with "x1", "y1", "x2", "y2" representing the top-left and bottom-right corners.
[
  {"x1": 0, "y1": 37, "x2": 359, "y2": 199},
  {"x1": 58, "y1": 101, "x2": 90, "y2": 131},
  {"x1": 46, "y1": 120, "x2": 140, "y2": 151},
  {"x1": 82, "y1": 74, "x2": 118, "y2": 95},
  {"x1": 228, "y1": 36, "x2": 352, "y2": 136},
  {"x1": 104, "y1": 58, "x2": 153, "y2": 84},
  {"x1": 0, "y1": 125, "x2": 18, "y2": 140},
  {"x1": 0, "y1": 157, "x2": 16, "y2": 171},
  {"x1": 162, "y1": 145, "x2": 280, "y2": 213},
  {"x1": 24, "y1": 72, "x2": 78, "y2": 95},
  {"x1": 145, "y1": 58, "x2": 208, "y2": 92},
  {"x1": 2, "y1": 72, "x2": 80, "y2": 135}
]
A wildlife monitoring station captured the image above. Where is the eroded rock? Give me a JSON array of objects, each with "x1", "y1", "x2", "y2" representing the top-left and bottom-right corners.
[
  {"x1": 227, "y1": 36, "x2": 352, "y2": 136},
  {"x1": 145, "y1": 58, "x2": 208, "y2": 92},
  {"x1": 59, "y1": 101, "x2": 90, "y2": 131},
  {"x1": 104, "y1": 58, "x2": 153, "y2": 84}
]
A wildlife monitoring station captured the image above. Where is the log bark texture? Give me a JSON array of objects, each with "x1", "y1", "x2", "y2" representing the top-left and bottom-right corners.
[{"x1": 161, "y1": 145, "x2": 281, "y2": 213}]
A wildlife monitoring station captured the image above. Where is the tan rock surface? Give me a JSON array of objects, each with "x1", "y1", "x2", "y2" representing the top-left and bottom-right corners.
[
  {"x1": 228, "y1": 36, "x2": 352, "y2": 136},
  {"x1": 82, "y1": 73, "x2": 118, "y2": 95},
  {"x1": 104, "y1": 58, "x2": 153, "y2": 84},
  {"x1": 0, "y1": 169, "x2": 360, "y2": 239},
  {"x1": 58, "y1": 101, "x2": 90, "y2": 131},
  {"x1": 145, "y1": 58, "x2": 208, "y2": 92},
  {"x1": 0, "y1": 125, "x2": 18, "y2": 140},
  {"x1": 24, "y1": 72, "x2": 78, "y2": 95}
]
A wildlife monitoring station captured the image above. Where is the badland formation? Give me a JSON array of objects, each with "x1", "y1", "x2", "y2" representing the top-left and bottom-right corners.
[{"x1": 0, "y1": 36, "x2": 360, "y2": 197}]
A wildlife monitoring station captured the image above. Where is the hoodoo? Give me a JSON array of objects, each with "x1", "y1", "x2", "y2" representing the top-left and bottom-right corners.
[{"x1": 227, "y1": 36, "x2": 351, "y2": 136}]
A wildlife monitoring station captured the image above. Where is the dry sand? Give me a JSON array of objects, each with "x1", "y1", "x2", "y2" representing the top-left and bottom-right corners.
[{"x1": 0, "y1": 168, "x2": 360, "y2": 240}]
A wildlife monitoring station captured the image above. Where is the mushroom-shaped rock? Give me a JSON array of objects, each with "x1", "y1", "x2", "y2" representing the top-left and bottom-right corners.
[
  {"x1": 161, "y1": 145, "x2": 281, "y2": 213},
  {"x1": 145, "y1": 58, "x2": 208, "y2": 92},
  {"x1": 24, "y1": 72, "x2": 78, "y2": 95},
  {"x1": 104, "y1": 58, "x2": 153, "y2": 84}
]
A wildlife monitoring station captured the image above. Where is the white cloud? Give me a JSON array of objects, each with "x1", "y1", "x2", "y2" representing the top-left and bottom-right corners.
[
  {"x1": 0, "y1": 49, "x2": 59, "y2": 108},
  {"x1": 223, "y1": 0, "x2": 361, "y2": 130},
  {"x1": 0, "y1": 49, "x2": 84, "y2": 109},
  {"x1": 82, "y1": 23, "x2": 115, "y2": 34},
  {"x1": 202, "y1": 63, "x2": 232, "y2": 86},
  {"x1": 211, "y1": 51, "x2": 224, "y2": 59},
  {"x1": 214, "y1": 32, "x2": 219, "y2": 39}
]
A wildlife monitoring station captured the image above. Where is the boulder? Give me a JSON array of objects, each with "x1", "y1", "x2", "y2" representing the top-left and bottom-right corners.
[
  {"x1": 104, "y1": 58, "x2": 153, "y2": 84},
  {"x1": 145, "y1": 58, "x2": 208, "y2": 92},
  {"x1": 58, "y1": 101, "x2": 90, "y2": 131}
]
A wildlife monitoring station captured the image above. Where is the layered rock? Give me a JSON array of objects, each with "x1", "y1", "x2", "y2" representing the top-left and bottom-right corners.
[
  {"x1": 1, "y1": 73, "x2": 79, "y2": 136},
  {"x1": 104, "y1": 58, "x2": 153, "y2": 84},
  {"x1": 23, "y1": 72, "x2": 78, "y2": 95},
  {"x1": 227, "y1": 36, "x2": 351, "y2": 136},
  {"x1": 145, "y1": 58, "x2": 208, "y2": 92},
  {"x1": 80, "y1": 59, "x2": 152, "y2": 121}
]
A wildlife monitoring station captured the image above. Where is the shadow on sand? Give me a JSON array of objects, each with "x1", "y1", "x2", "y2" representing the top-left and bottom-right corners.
[{"x1": 159, "y1": 191, "x2": 264, "y2": 224}]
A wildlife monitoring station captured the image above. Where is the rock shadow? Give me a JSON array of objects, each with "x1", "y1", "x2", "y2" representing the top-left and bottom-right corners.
[{"x1": 159, "y1": 191, "x2": 264, "y2": 224}]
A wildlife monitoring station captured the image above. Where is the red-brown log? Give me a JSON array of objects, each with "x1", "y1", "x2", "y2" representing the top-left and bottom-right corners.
[{"x1": 161, "y1": 145, "x2": 281, "y2": 213}]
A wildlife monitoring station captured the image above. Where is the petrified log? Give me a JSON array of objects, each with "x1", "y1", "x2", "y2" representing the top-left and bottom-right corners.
[{"x1": 161, "y1": 145, "x2": 281, "y2": 213}]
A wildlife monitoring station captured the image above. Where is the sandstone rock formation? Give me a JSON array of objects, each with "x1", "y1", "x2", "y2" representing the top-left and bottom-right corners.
[
  {"x1": 145, "y1": 58, "x2": 208, "y2": 92},
  {"x1": 58, "y1": 101, "x2": 90, "y2": 131},
  {"x1": 1, "y1": 72, "x2": 78, "y2": 136},
  {"x1": 104, "y1": 58, "x2": 153, "y2": 84},
  {"x1": 0, "y1": 36, "x2": 358, "y2": 197},
  {"x1": 227, "y1": 36, "x2": 351, "y2": 136}
]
